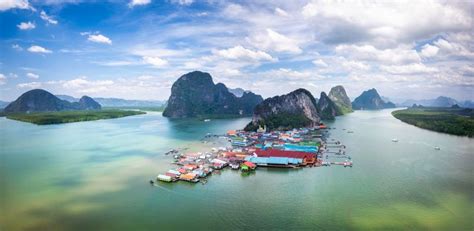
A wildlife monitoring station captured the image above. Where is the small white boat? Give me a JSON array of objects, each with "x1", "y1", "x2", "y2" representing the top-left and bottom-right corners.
[
  {"x1": 434, "y1": 146, "x2": 441, "y2": 150},
  {"x1": 204, "y1": 119, "x2": 211, "y2": 122},
  {"x1": 392, "y1": 138, "x2": 399, "y2": 142}
]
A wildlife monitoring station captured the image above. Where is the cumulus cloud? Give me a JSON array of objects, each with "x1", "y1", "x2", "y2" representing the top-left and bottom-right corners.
[
  {"x1": 0, "y1": 0, "x2": 34, "y2": 11},
  {"x1": 87, "y1": 34, "x2": 112, "y2": 44},
  {"x1": 27, "y1": 45, "x2": 52, "y2": 53},
  {"x1": 335, "y1": 44, "x2": 421, "y2": 64},
  {"x1": 17, "y1": 21, "x2": 35, "y2": 30},
  {"x1": 420, "y1": 44, "x2": 439, "y2": 58},
  {"x1": 40, "y1": 11, "x2": 58, "y2": 24},
  {"x1": 26, "y1": 72, "x2": 39, "y2": 79},
  {"x1": 247, "y1": 29, "x2": 302, "y2": 54},
  {"x1": 62, "y1": 76, "x2": 114, "y2": 93},
  {"x1": 128, "y1": 0, "x2": 151, "y2": 7},
  {"x1": 0, "y1": 73, "x2": 6, "y2": 85},
  {"x1": 380, "y1": 63, "x2": 438, "y2": 75},
  {"x1": 433, "y1": 38, "x2": 474, "y2": 58},
  {"x1": 213, "y1": 45, "x2": 275, "y2": 62},
  {"x1": 142, "y1": 56, "x2": 168, "y2": 68},
  {"x1": 301, "y1": 0, "x2": 472, "y2": 46},
  {"x1": 312, "y1": 59, "x2": 328, "y2": 67},
  {"x1": 342, "y1": 60, "x2": 370, "y2": 71},
  {"x1": 17, "y1": 82, "x2": 42, "y2": 89},
  {"x1": 183, "y1": 61, "x2": 202, "y2": 69}
]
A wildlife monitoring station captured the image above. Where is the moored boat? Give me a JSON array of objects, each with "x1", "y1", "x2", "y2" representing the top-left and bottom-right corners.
[{"x1": 157, "y1": 174, "x2": 173, "y2": 182}]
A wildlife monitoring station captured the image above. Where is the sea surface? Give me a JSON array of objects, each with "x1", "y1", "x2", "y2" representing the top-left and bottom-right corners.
[{"x1": 1, "y1": 109, "x2": 473, "y2": 230}]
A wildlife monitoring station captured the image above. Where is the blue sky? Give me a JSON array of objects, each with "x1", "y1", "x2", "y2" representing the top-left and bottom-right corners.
[{"x1": 0, "y1": 0, "x2": 473, "y2": 102}]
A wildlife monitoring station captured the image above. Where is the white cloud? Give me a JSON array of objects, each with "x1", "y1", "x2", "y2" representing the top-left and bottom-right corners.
[
  {"x1": 87, "y1": 34, "x2": 112, "y2": 44},
  {"x1": 26, "y1": 72, "x2": 39, "y2": 79},
  {"x1": 301, "y1": 1, "x2": 471, "y2": 45},
  {"x1": 62, "y1": 76, "x2": 114, "y2": 93},
  {"x1": 222, "y1": 3, "x2": 245, "y2": 17},
  {"x1": 12, "y1": 44, "x2": 23, "y2": 51},
  {"x1": 171, "y1": 0, "x2": 193, "y2": 5},
  {"x1": 0, "y1": 0, "x2": 34, "y2": 11},
  {"x1": 312, "y1": 59, "x2": 328, "y2": 67},
  {"x1": 0, "y1": 73, "x2": 6, "y2": 85},
  {"x1": 17, "y1": 82, "x2": 42, "y2": 89},
  {"x1": 275, "y1": 7, "x2": 288, "y2": 17},
  {"x1": 224, "y1": 69, "x2": 241, "y2": 76},
  {"x1": 183, "y1": 61, "x2": 202, "y2": 69},
  {"x1": 17, "y1": 21, "x2": 35, "y2": 30},
  {"x1": 128, "y1": 0, "x2": 151, "y2": 7},
  {"x1": 27, "y1": 45, "x2": 52, "y2": 53},
  {"x1": 212, "y1": 45, "x2": 275, "y2": 62},
  {"x1": 335, "y1": 44, "x2": 421, "y2": 64},
  {"x1": 433, "y1": 38, "x2": 474, "y2": 58},
  {"x1": 40, "y1": 11, "x2": 58, "y2": 24},
  {"x1": 142, "y1": 56, "x2": 168, "y2": 68},
  {"x1": 342, "y1": 60, "x2": 370, "y2": 71},
  {"x1": 380, "y1": 63, "x2": 438, "y2": 75},
  {"x1": 93, "y1": 61, "x2": 135, "y2": 66},
  {"x1": 419, "y1": 44, "x2": 439, "y2": 58},
  {"x1": 248, "y1": 29, "x2": 302, "y2": 54}
]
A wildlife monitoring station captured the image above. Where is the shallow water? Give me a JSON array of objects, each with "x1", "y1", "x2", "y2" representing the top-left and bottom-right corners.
[{"x1": 0, "y1": 110, "x2": 473, "y2": 230}]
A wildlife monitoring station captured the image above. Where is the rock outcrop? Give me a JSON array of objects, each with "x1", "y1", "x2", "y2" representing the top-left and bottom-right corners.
[
  {"x1": 244, "y1": 88, "x2": 320, "y2": 131},
  {"x1": 352, "y1": 88, "x2": 396, "y2": 110},
  {"x1": 163, "y1": 71, "x2": 263, "y2": 118},
  {"x1": 328, "y1": 85, "x2": 353, "y2": 114},
  {"x1": 4, "y1": 89, "x2": 101, "y2": 113},
  {"x1": 78, "y1": 96, "x2": 101, "y2": 110},
  {"x1": 317, "y1": 92, "x2": 340, "y2": 120}
]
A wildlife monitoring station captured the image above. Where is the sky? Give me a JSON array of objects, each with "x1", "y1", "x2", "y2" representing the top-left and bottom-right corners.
[{"x1": 0, "y1": 0, "x2": 473, "y2": 102}]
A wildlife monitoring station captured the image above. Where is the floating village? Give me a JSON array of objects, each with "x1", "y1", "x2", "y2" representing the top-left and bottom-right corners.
[{"x1": 151, "y1": 123, "x2": 353, "y2": 184}]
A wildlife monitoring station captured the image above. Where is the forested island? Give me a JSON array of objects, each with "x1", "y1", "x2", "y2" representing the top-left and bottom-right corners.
[
  {"x1": 2, "y1": 89, "x2": 146, "y2": 125},
  {"x1": 5, "y1": 109, "x2": 145, "y2": 125},
  {"x1": 392, "y1": 107, "x2": 474, "y2": 137}
]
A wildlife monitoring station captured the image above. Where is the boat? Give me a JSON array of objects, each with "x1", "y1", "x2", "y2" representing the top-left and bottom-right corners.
[
  {"x1": 343, "y1": 161, "x2": 353, "y2": 168},
  {"x1": 230, "y1": 163, "x2": 240, "y2": 170},
  {"x1": 204, "y1": 119, "x2": 211, "y2": 122},
  {"x1": 157, "y1": 174, "x2": 173, "y2": 182},
  {"x1": 434, "y1": 146, "x2": 441, "y2": 150},
  {"x1": 392, "y1": 138, "x2": 398, "y2": 142}
]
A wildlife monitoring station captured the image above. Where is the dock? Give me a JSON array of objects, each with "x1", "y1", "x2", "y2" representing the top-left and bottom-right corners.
[{"x1": 152, "y1": 123, "x2": 353, "y2": 185}]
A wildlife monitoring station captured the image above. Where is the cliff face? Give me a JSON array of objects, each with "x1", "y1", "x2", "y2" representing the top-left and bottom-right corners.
[
  {"x1": 244, "y1": 88, "x2": 320, "y2": 131},
  {"x1": 352, "y1": 88, "x2": 396, "y2": 110},
  {"x1": 328, "y1": 85, "x2": 353, "y2": 114},
  {"x1": 162, "y1": 71, "x2": 263, "y2": 118},
  {"x1": 317, "y1": 92, "x2": 340, "y2": 120},
  {"x1": 4, "y1": 89, "x2": 101, "y2": 113}
]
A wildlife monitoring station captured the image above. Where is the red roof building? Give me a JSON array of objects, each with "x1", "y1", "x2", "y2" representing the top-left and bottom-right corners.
[{"x1": 255, "y1": 148, "x2": 316, "y2": 165}]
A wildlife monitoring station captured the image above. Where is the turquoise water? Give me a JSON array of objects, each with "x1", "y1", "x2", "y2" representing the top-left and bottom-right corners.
[{"x1": 1, "y1": 110, "x2": 473, "y2": 230}]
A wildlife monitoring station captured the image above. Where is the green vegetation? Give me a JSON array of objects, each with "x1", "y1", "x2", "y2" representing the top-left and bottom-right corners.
[
  {"x1": 244, "y1": 113, "x2": 312, "y2": 131},
  {"x1": 6, "y1": 109, "x2": 146, "y2": 125},
  {"x1": 336, "y1": 104, "x2": 353, "y2": 115},
  {"x1": 103, "y1": 106, "x2": 165, "y2": 112},
  {"x1": 392, "y1": 107, "x2": 474, "y2": 137}
]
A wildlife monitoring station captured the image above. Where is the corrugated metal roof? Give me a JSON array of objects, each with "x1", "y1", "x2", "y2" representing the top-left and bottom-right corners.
[
  {"x1": 246, "y1": 156, "x2": 304, "y2": 165},
  {"x1": 267, "y1": 157, "x2": 289, "y2": 165},
  {"x1": 255, "y1": 148, "x2": 316, "y2": 159}
]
